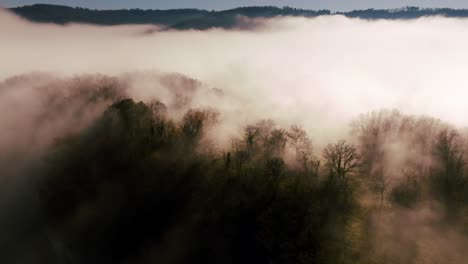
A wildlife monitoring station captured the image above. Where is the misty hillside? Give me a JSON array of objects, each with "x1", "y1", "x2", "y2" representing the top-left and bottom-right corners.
[
  {"x1": 4, "y1": 6, "x2": 468, "y2": 264},
  {"x1": 3, "y1": 72, "x2": 468, "y2": 264},
  {"x1": 10, "y1": 4, "x2": 468, "y2": 29}
]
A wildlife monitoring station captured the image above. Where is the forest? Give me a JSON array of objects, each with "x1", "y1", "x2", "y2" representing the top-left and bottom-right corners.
[
  {"x1": 9, "y1": 4, "x2": 330, "y2": 29},
  {"x1": 2, "y1": 73, "x2": 468, "y2": 264},
  {"x1": 10, "y1": 4, "x2": 468, "y2": 30}
]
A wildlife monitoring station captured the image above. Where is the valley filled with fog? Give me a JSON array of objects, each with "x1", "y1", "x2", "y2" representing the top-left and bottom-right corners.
[{"x1": 2, "y1": 8, "x2": 468, "y2": 264}]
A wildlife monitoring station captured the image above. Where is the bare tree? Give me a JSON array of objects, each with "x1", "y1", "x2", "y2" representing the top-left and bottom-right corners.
[
  {"x1": 322, "y1": 139, "x2": 362, "y2": 183},
  {"x1": 286, "y1": 125, "x2": 313, "y2": 170},
  {"x1": 244, "y1": 119, "x2": 275, "y2": 150},
  {"x1": 230, "y1": 138, "x2": 251, "y2": 176},
  {"x1": 434, "y1": 128, "x2": 465, "y2": 178},
  {"x1": 267, "y1": 128, "x2": 287, "y2": 158},
  {"x1": 371, "y1": 167, "x2": 390, "y2": 209},
  {"x1": 432, "y1": 128, "x2": 466, "y2": 216},
  {"x1": 245, "y1": 124, "x2": 260, "y2": 148},
  {"x1": 182, "y1": 108, "x2": 218, "y2": 140}
]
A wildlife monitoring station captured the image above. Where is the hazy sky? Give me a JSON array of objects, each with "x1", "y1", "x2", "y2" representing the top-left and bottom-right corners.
[{"x1": 2, "y1": 0, "x2": 468, "y2": 11}]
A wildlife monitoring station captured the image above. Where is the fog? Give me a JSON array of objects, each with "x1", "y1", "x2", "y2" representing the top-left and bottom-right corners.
[
  {"x1": 3, "y1": 10, "x2": 468, "y2": 145},
  {"x1": 2, "y1": 8, "x2": 468, "y2": 264}
]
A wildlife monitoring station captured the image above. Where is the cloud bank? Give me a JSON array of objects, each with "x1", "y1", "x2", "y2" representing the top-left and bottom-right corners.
[{"x1": 3, "y1": 10, "x2": 468, "y2": 141}]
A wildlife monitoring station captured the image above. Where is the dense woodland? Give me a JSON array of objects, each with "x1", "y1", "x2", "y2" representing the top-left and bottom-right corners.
[
  {"x1": 10, "y1": 4, "x2": 468, "y2": 30},
  {"x1": 9, "y1": 4, "x2": 329, "y2": 29},
  {"x1": 2, "y1": 74, "x2": 468, "y2": 263}
]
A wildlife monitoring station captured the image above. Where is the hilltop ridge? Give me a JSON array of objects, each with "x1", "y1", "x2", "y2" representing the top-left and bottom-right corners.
[{"x1": 8, "y1": 4, "x2": 468, "y2": 29}]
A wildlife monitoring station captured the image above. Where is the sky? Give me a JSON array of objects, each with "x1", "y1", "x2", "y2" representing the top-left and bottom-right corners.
[{"x1": 2, "y1": 0, "x2": 468, "y2": 11}]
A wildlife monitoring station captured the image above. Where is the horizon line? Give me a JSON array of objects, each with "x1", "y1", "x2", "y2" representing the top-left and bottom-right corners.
[{"x1": 4, "y1": 3, "x2": 468, "y2": 13}]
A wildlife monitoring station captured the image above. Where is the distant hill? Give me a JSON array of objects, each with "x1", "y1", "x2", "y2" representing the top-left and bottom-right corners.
[
  {"x1": 8, "y1": 4, "x2": 330, "y2": 29},
  {"x1": 8, "y1": 4, "x2": 468, "y2": 30},
  {"x1": 339, "y1": 6, "x2": 468, "y2": 19},
  {"x1": 8, "y1": 4, "x2": 210, "y2": 26}
]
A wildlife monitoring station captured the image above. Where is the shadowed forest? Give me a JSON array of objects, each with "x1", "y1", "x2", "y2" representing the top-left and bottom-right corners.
[{"x1": 2, "y1": 73, "x2": 468, "y2": 264}]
